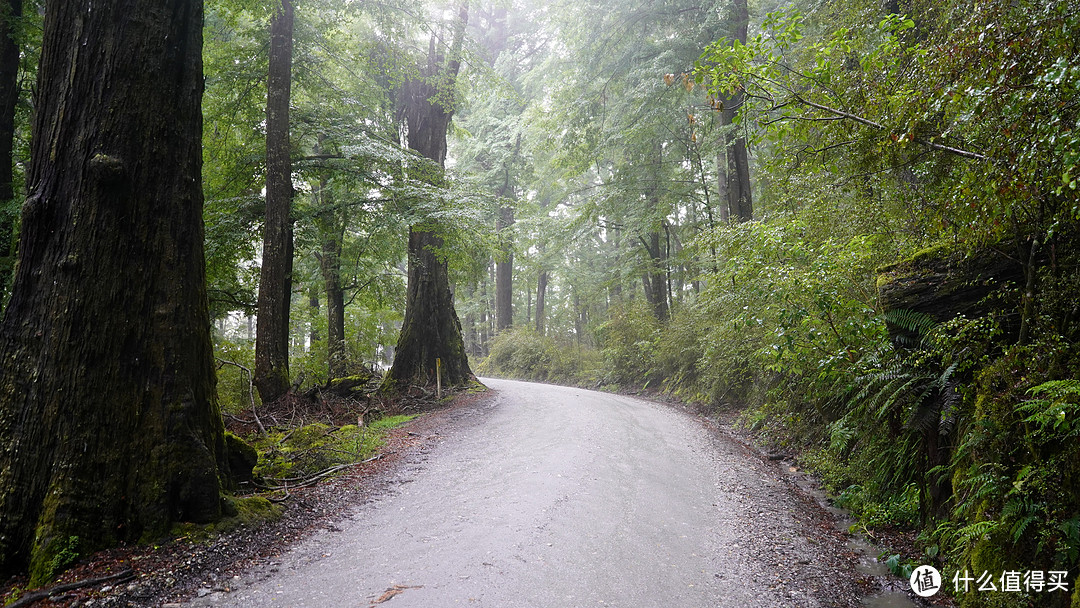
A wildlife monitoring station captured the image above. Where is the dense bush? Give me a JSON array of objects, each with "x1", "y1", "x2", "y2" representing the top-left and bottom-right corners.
[{"x1": 476, "y1": 327, "x2": 603, "y2": 386}]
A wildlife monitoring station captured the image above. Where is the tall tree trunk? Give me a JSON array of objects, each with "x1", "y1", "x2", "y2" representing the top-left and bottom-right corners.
[
  {"x1": 0, "y1": 0, "x2": 21, "y2": 301},
  {"x1": 254, "y1": 0, "x2": 295, "y2": 403},
  {"x1": 526, "y1": 274, "x2": 532, "y2": 325},
  {"x1": 572, "y1": 287, "x2": 583, "y2": 343},
  {"x1": 314, "y1": 175, "x2": 347, "y2": 380},
  {"x1": 478, "y1": 277, "x2": 490, "y2": 355},
  {"x1": 641, "y1": 230, "x2": 669, "y2": 321},
  {"x1": 0, "y1": 0, "x2": 226, "y2": 582},
  {"x1": 495, "y1": 203, "x2": 514, "y2": 331},
  {"x1": 715, "y1": 146, "x2": 730, "y2": 224},
  {"x1": 535, "y1": 270, "x2": 548, "y2": 335},
  {"x1": 610, "y1": 224, "x2": 623, "y2": 302},
  {"x1": 642, "y1": 146, "x2": 669, "y2": 322},
  {"x1": 724, "y1": 0, "x2": 752, "y2": 222},
  {"x1": 464, "y1": 281, "x2": 479, "y2": 355},
  {"x1": 385, "y1": 2, "x2": 473, "y2": 390},
  {"x1": 308, "y1": 287, "x2": 320, "y2": 345},
  {"x1": 726, "y1": 132, "x2": 752, "y2": 221}
]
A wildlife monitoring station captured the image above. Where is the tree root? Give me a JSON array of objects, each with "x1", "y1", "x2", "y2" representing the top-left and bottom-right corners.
[{"x1": 9, "y1": 568, "x2": 135, "y2": 608}]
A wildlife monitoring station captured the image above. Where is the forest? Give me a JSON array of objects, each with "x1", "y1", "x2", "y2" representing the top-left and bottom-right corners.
[{"x1": 1, "y1": 0, "x2": 1078, "y2": 605}]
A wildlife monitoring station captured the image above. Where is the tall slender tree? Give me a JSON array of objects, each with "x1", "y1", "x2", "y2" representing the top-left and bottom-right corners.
[
  {"x1": 721, "y1": 0, "x2": 752, "y2": 222},
  {"x1": 0, "y1": 0, "x2": 22, "y2": 299},
  {"x1": 312, "y1": 172, "x2": 348, "y2": 379},
  {"x1": 385, "y1": 1, "x2": 473, "y2": 389},
  {"x1": 254, "y1": 0, "x2": 295, "y2": 403},
  {"x1": 534, "y1": 269, "x2": 548, "y2": 335},
  {"x1": 0, "y1": 0, "x2": 227, "y2": 582}
]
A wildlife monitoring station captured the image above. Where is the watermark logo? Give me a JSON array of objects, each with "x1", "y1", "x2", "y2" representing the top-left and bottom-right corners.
[
  {"x1": 910, "y1": 565, "x2": 942, "y2": 597},
  {"x1": 908, "y1": 566, "x2": 1071, "y2": 596},
  {"x1": 952, "y1": 569, "x2": 1070, "y2": 593}
]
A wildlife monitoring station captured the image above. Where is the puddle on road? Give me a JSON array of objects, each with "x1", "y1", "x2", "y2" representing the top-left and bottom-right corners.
[{"x1": 781, "y1": 463, "x2": 920, "y2": 608}]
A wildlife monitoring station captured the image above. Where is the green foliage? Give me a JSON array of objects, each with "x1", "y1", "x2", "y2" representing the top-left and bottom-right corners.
[
  {"x1": 214, "y1": 333, "x2": 257, "y2": 414},
  {"x1": 1018, "y1": 380, "x2": 1080, "y2": 439},
  {"x1": 478, "y1": 327, "x2": 602, "y2": 386},
  {"x1": 594, "y1": 301, "x2": 661, "y2": 388},
  {"x1": 249, "y1": 415, "x2": 416, "y2": 482},
  {"x1": 882, "y1": 551, "x2": 917, "y2": 580}
]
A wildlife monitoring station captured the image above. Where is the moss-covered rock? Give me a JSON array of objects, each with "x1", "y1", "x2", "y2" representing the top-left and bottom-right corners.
[
  {"x1": 224, "y1": 432, "x2": 258, "y2": 488},
  {"x1": 877, "y1": 244, "x2": 1023, "y2": 343}
]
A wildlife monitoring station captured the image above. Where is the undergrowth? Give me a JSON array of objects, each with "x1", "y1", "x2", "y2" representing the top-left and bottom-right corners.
[{"x1": 250, "y1": 414, "x2": 416, "y2": 483}]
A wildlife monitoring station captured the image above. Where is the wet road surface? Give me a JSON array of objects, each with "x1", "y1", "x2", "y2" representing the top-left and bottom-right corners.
[{"x1": 185, "y1": 378, "x2": 864, "y2": 607}]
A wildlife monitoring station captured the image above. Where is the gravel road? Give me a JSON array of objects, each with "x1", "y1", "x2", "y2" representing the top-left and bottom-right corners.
[{"x1": 184, "y1": 378, "x2": 870, "y2": 607}]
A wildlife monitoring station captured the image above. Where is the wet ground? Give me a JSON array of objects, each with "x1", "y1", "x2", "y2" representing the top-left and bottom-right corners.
[{"x1": 180, "y1": 378, "x2": 891, "y2": 607}]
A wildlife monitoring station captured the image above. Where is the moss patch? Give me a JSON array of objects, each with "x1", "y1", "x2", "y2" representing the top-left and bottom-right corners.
[
  {"x1": 172, "y1": 496, "x2": 283, "y2": 542},
  {"x1": 250, "y1": 414, "x2": 417, "y2": 482}
]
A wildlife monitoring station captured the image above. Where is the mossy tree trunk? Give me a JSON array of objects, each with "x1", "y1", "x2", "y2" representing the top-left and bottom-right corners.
[
  {"x1": 385, "y1": 2, "x2": 473, "y2": 390},
  {"x1": 0, "y1": 0, "x2": 21, "y2": 301},
  {"x1": 254, "y1": 0, "x2": 295, "y2": 404},
  {"x1": 0, "y1": 0, "x2": 226, "y2": 582}
]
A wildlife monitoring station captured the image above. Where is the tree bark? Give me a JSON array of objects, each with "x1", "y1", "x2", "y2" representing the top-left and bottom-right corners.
[
  {"x1": 722, "y1": 0, "x2": 753, "y2": 222},
  {"x1": 0, "y1": 0, "x2": 226, "y2": 582},
  {"x1": 314, "y1": 175, "x2": 347, "y2": 379},
  {"x1": 307, "y1": 287, "x2": 320, "y2": 345},
  {"x1": 495, "y1": 203, "x2": 514, "y2": 331},
  {"x1": 715, "y1": 147, "x2": 730, "y2": 224},
  {"x1": 0, "y1": 0, "x2": 21, "y2": 300},
  {"x1": 254, "y1": 0, "x2": 295, "y2": 403},
  {"x1": 642, "y1": 147, "x2": 669, "y2": 321},
  {"x1": 726, "y1": 130, "x2": 752, "y2": 221},
  {"x1": 535, "y1": 270, "x2": 548, "y2": 335},
  {"x1": 641, "y1": 230, "x2": 669, "y2": 321},
  {"x1": 385, "y1": 1, "x2": 472, "y2": 390}
]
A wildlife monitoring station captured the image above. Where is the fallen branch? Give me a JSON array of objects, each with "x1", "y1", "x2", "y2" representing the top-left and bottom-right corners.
[
  {"x1": 255, "y1": 453, "x2": 389, "y2": 494},
  {"x1": 9, "y1": 568, "x2": 135, "y2": 608}
]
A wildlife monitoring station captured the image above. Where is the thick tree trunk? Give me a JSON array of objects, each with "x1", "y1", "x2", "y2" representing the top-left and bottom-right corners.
[
  {"x1": 0, "y1": 0, "x2": 21, "y2": 299},
  {"x1": 254, "y1": 0, "x2": 295, "y2": 403},
  {"x1": 535, "y1": 270, "x2": 548, "y2": 335},
  {"x1": 388, "y1": 228, "x2": 473, "y2": 387},
  {"x1": 386, "y1": 2, "x2": 473, "y2": 390},
  {"x1": 0, "y1": 0, "x2": 225, "y2": 582},
  {"x1": 495, "y1": 204, "x2": 514, "y2": 331}
]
